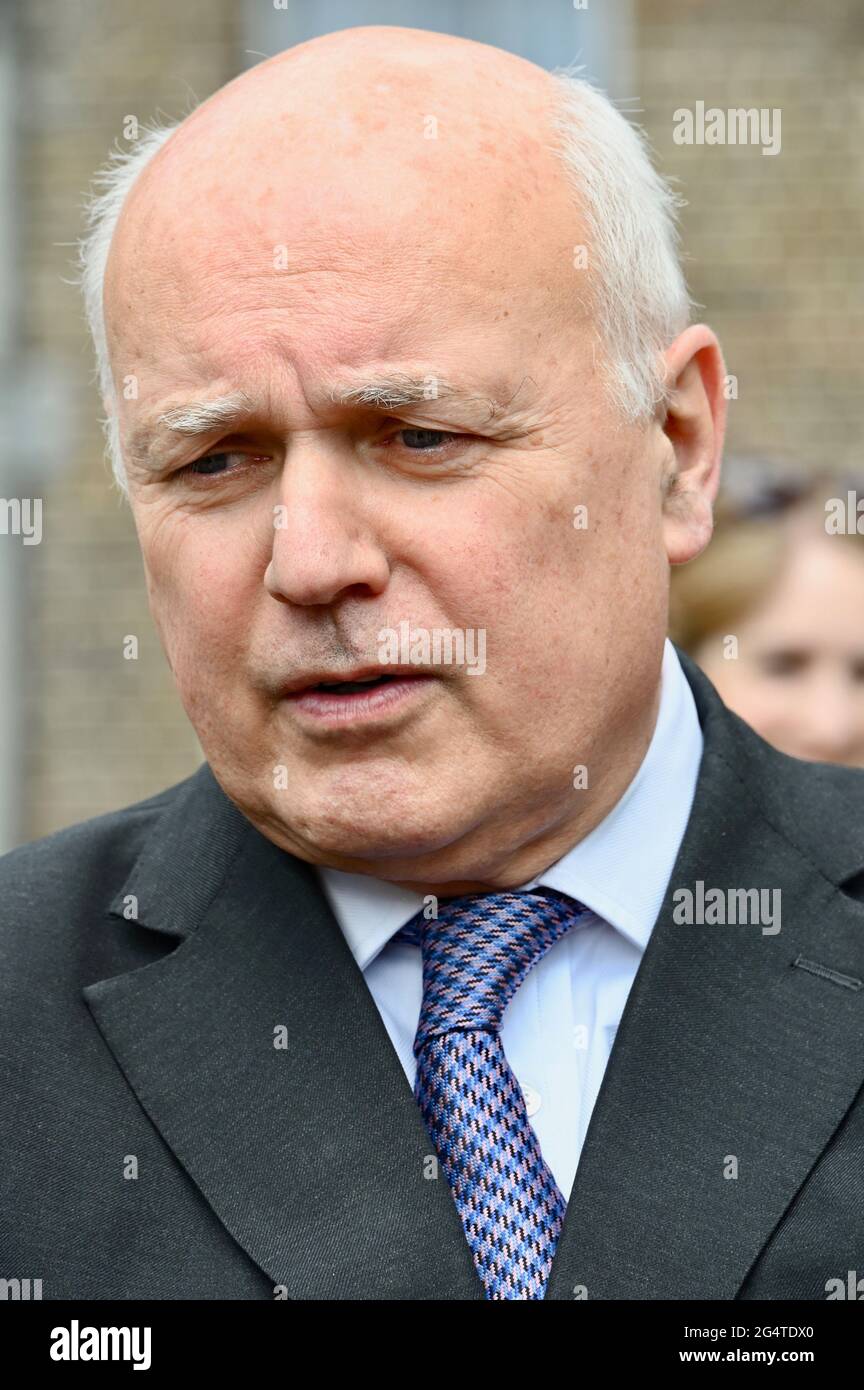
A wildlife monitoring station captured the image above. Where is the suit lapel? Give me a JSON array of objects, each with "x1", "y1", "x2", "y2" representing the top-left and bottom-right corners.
[
  {"x1": 545, "y1": 650, "x2": 864, "y2": 1299},
  {"x1": 84, "y1": 651, "x2": 864, "y2": 1301},
  {"x1": 83, "y1": 767, "x2": 485, "y2": 1299}
]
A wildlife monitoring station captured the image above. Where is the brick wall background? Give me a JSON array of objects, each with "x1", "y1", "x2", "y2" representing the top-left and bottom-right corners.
[
  {"x1": 636, "y1": 0, "x2": 864, "y2": 468},
  {"x1": 10, "y1": 0, "x2": 862, "y2": 843},
  {"x1": 16, "y1": 0, "x2": 239, "y2": 841}
]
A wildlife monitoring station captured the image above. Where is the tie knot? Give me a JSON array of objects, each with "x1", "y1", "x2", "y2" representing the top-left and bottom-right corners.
[{"x1": 396, "y1": 888, "x2": 587, "y2": 1052}]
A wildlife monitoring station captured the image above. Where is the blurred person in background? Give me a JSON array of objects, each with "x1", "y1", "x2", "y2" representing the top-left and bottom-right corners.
[{"x1": 670, "y1": 470, "x2": 864, "y2": 767}]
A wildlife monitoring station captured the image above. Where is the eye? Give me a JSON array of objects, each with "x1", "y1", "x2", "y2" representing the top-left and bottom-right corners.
[
  {"x1": 176, "y1": 451, "x2": 269, "y2": 480},
  {"x1": 186, "y1": 452, "x2": 233, "y2": 476},
  {"x1": 396, "y1": 427, "x2": 459, "y2": 450},
  {"x1": 379, "y1": 426, "x2": 472, "y2": 459},
  {"x1": 756, "y1": 649, "x2": 808, "y2": 677}
]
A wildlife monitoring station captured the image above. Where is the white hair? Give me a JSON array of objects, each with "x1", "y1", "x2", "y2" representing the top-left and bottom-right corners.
[
  {"x1": 76, "y1": 67, "x2": 691, "y2": 495},
  {"x1": 547, "y1": 66, "x2": 692, "y2": 425}
]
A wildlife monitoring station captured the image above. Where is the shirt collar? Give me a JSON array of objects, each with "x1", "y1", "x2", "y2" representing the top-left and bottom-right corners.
[{"x1": 315, "y1": 638, "x2": 704, "y2": 969}]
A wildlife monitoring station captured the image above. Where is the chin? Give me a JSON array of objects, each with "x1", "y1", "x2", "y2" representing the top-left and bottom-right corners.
[
  {"x1": 264, "y1": 781, "x2": 468, "y2": 861},
  {"x1": 303, "y1": 811, "x2": 456, "y2": 861}
]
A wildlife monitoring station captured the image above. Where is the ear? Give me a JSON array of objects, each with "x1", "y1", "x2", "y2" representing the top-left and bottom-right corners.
[{"x1": 659, "y1": 324, "x2": 727, "y2": 565}]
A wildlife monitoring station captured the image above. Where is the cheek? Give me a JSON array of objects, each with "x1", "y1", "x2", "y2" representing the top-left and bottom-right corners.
[
  {"x1": 430, "y1": 529, "x2": 576, "y2": 711},
  {"x1": 143, "y1": 526, "x2": 258, "y2": 677}
]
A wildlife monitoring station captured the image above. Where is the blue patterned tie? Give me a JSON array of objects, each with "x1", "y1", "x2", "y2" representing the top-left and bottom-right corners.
[{"x1": 395, "y1": 887, "x2": 588, "y2": 1299}]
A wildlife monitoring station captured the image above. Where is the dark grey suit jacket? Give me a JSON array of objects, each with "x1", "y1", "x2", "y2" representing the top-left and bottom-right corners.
[{"x1": 2, "y1": 648, "x2": 864, "y2": 1300}]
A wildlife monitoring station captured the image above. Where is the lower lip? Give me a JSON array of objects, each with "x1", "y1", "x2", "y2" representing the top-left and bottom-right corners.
[{"x1": 284, "y1": 676, "x2": 437, "y2": 726}]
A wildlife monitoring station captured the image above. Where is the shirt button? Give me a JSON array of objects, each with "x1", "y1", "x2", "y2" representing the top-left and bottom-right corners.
[{"x1": 522, "y1": 1084, "x2": 542, "y2": 1117}]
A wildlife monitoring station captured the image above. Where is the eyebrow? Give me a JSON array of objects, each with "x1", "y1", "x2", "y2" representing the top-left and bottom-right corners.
[
  {"x1": 330, "y1": 374, "x2": 508, "y2": 418},
  {"x1": 125, "y1": 374, "x2": 518, "y2": 473}
]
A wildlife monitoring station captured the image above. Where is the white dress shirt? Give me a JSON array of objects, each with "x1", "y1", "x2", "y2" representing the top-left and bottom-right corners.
[{"x1": 315, "y1": 638, "x2": 703, "y2": 1201}]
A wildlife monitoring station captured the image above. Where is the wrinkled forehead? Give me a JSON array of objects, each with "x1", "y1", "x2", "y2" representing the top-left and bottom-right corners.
[{"x1": 103, "y1": 55, "x2": 589, "y2": 392}]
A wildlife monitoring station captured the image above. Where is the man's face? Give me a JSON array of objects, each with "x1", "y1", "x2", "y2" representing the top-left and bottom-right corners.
[{"x1": 105, "y1": 37, "x2": 682, "y2": 890}]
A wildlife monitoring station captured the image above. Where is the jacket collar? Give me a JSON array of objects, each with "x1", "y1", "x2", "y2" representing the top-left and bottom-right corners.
[
  {"x1": 85, "y1": 646, "x2": 864, "y2": 1298},
  {"x1": 317, "y1": 637, "x2": 705, "y2": 966}
]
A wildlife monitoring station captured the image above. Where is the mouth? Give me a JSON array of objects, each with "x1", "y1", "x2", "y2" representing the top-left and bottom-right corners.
[
  {"x1": 282, "y1": 665, "x2": 431, "y2": 697},
  {"x1": 307, "y1": 674, "x2": 400, "y2": 695},
  {"x1": 281, "y1": 669, "x2": 437, "y2": 727}
]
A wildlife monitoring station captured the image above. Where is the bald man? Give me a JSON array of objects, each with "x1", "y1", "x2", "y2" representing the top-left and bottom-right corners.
[{"x1": 2, "y1": 27, "x2": 864, "y2": 1303}]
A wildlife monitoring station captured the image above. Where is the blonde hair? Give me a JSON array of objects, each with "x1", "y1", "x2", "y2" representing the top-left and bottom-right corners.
[{"x1": 669, "y1": 470, "x2": 864, "y2": 653}]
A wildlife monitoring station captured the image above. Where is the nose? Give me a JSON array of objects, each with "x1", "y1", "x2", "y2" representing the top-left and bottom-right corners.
[{"x1": 264, "y1": 444, "x2": 391, "y2": 607}]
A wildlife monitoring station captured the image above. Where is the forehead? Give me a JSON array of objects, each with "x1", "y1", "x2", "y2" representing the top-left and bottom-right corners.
[{"x1": 104, "y1": 89, "x2": 586, "y2": 397}]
